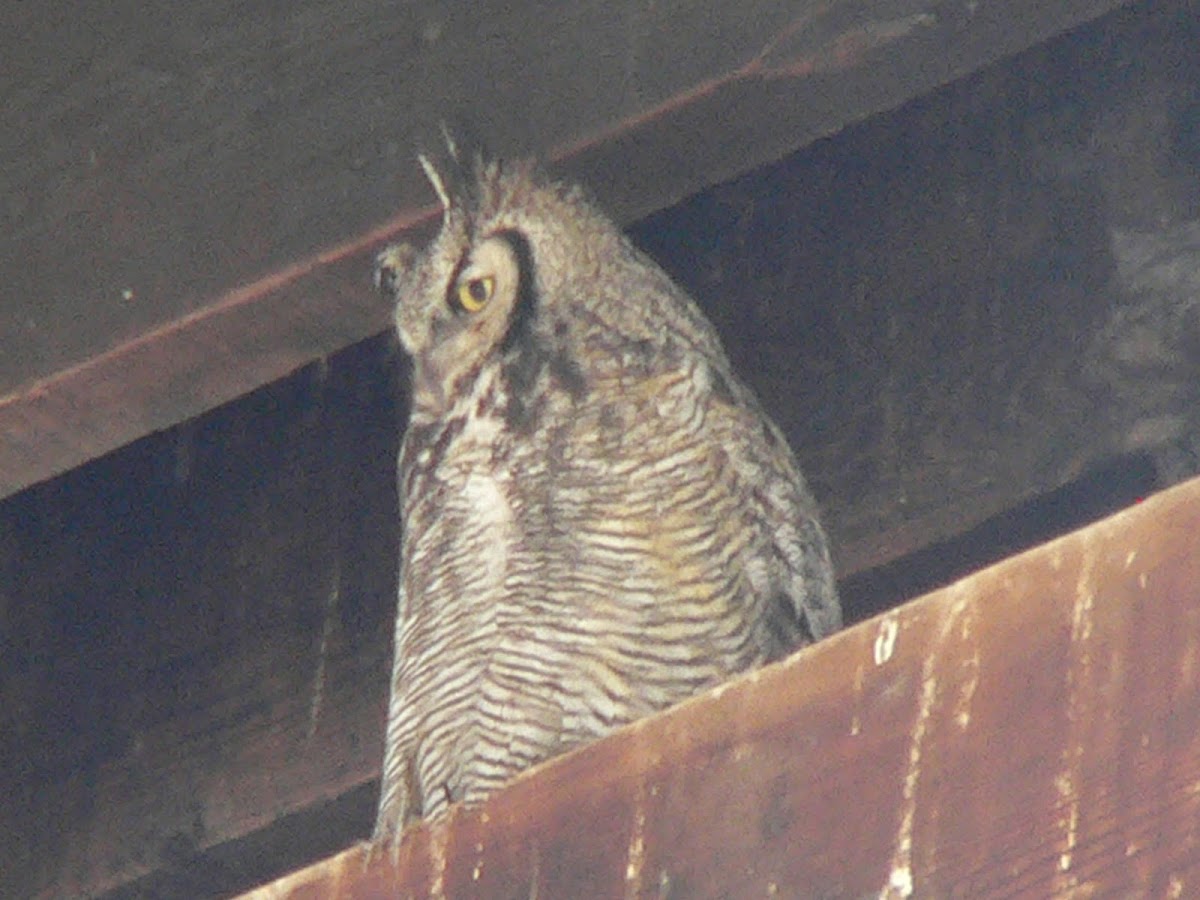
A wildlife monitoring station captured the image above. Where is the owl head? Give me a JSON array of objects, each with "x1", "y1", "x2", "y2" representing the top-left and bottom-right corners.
[{"x1": 376, "y1": 140, "x2": 726, "y2": 420}]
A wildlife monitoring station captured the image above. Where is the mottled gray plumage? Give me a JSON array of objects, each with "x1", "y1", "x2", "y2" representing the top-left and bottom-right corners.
[{"x1": 373, "y1": 143, "x2": 840, "y2": 844}]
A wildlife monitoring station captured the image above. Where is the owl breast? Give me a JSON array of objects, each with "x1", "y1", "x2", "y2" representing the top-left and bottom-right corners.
[{"x1": 388, "y1": 350, "x2": 792, "y2": 822}]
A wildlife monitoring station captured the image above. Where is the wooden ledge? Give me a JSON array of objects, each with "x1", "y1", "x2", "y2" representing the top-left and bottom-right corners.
[{"x1": 243, "y1": 474, "x2": 1200, "y2": 897}]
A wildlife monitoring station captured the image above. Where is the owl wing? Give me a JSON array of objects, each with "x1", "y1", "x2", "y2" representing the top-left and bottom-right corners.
[
  {"x1": 374, "y1": 583, "x2": 418, "y2": 847},
  {"x1": 373, "y1": 428, "x2": 430, "y2": 845},
  {"x1": 706, "y1": 365, "x2": 842, "y2": 645}
]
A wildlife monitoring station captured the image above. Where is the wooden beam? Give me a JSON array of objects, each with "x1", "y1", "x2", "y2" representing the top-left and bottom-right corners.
[
  {"x1": 0, "y1": 0, "x2": 1132, "y2": 498},
  {"x1": 242, "y1": 472, "x2": 1200, "y2": 898}
]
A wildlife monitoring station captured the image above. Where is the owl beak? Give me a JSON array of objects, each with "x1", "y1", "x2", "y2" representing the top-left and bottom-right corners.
[{"x1": 411, "y1": 354, "x2": 448, "y2": 414}]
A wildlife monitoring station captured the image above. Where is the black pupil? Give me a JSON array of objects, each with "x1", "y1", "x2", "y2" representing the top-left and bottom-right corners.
[{"x1": 468, "y1": 279, "x2": 488, "y2": 304}]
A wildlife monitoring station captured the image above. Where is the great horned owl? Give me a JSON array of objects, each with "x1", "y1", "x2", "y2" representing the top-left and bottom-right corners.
[{"x1": 373, "y1": 141, "x2": 840, "y2": 844}]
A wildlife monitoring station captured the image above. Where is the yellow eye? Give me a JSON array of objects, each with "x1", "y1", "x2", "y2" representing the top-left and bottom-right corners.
[{"x1": 455, "y1": 275, "x2": 494, "y2": 312}]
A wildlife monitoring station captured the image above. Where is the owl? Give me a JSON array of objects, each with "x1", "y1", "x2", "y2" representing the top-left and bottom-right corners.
[{"x1": 373, "y1": 140, "x2": 841, "y2": 845}]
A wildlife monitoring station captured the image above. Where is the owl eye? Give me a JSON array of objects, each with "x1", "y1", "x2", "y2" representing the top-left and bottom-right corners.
[{"x1": 454, "y1": 275, "x2": 494, "y2": 313}]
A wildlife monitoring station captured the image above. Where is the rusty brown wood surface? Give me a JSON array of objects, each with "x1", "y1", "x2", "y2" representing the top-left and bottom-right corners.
[
  {"x1": 242, "y1": 472, "x2": 1200, "y2": 898},
  {"x1": 0, "y1": 0, "x2": 1132, "y2": 499}
]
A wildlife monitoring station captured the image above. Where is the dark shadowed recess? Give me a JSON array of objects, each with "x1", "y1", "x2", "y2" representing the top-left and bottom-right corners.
[
  {"x1": 102, "y1": 785, "x2": 378, "y2": 900},
  {"x1": 840, "y1": 453, "x2": 1160, "y2": 623}
]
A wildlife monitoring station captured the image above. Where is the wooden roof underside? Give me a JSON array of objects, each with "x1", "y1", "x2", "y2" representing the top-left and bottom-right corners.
[{"x1": 0, "y1": 0, "x2": 1130, "y2": 497}]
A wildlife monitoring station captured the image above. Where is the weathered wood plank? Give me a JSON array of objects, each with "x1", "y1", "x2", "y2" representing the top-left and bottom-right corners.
[
  {"x1": 242, "y1": 472, "x2": 1200, "y2": 898},
  {"x1": 0, "y1": 0, "x2": 1131, "y2": 498}
]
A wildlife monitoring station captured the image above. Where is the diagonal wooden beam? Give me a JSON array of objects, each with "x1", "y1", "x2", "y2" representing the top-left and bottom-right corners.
[{"x1": 0, "y1": 0, "x2": 1132, "y2": 499}]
